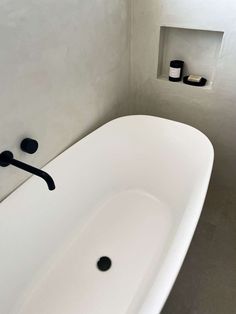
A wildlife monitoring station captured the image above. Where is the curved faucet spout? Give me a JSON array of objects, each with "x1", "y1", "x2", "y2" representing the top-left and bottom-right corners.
[
  {"x1": 36, "y1": 170, "x2": 56, "y2": 191},
  {"x1": 0, "y1": 151, "x2": 56, "y2": 191}
]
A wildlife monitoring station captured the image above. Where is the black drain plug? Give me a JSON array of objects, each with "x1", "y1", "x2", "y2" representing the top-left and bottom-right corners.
[{"x1": 97, "y1": 256, "x2": 112, "y2": 271}]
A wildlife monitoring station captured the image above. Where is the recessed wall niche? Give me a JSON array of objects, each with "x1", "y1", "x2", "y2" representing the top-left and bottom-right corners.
[{"x1": 157, "y1": 26, "x2": 224, "y2": 87}]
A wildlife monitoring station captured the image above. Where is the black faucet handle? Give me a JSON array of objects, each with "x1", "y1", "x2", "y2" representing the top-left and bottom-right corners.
[
  {"x1": 0, "y1": 151, "x2": 14, "y2": 167},
  {"x1": 21, "y1": 138, "x2": 39, "y2": 154}
]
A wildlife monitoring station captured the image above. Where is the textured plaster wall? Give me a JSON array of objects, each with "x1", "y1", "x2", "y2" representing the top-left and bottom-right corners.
[
  {"x1": 1, "y1": 0, "x2": 236, "y2": 201},
  {"x1": 0, "y1": 0, "x2": 130, "y2": 200},
  {"x1": 130, "y1": 0, "x2": 236, "y2": 192}
]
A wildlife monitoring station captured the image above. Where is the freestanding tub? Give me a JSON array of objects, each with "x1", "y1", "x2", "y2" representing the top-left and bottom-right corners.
[{"x1": 0, "y1": 115, "x2": 214, "y2": 314}]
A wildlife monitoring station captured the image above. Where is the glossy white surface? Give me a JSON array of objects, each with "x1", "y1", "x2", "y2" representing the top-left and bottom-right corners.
[{"x1": 0, "y1": 116, "x2": 213, "y2": 314}]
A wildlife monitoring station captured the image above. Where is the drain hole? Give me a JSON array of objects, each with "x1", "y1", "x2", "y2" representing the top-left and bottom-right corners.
[{"x1": 97, "y1": 256, "x2": 112, "y2": 271}]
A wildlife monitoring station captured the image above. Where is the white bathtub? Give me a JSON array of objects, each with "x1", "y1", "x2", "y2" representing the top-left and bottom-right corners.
[{"x1": 0, "y1": 115, "x2": 214, "y2": 314}]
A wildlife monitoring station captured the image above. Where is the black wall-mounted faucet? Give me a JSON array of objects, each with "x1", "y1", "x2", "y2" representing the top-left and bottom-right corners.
[{"x1": 0, "y1": 151, "x2": 55, "y2": 191}]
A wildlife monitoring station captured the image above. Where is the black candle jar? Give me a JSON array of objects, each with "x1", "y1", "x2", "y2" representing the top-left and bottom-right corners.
[{"x1": 169, "y1": 60, "x2": 184, "y2": 82}]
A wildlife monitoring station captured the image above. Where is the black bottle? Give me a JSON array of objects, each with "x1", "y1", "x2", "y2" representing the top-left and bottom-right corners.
[{"x1": 169, "y1": 60, "x2": 184, "y2": 82}]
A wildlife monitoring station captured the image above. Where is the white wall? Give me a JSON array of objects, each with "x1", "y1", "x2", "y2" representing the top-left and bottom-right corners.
[
  {"x1": 130, "y1": 0, "x2": 236, "y2": 191},
  {"x1": 0, "y1": 0, "x2": 130, "y2": 200}
]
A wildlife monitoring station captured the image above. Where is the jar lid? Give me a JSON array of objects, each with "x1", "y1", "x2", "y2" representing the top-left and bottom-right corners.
[{"x1": 170, "y1": 60, "x2": 184, "y2": 68}]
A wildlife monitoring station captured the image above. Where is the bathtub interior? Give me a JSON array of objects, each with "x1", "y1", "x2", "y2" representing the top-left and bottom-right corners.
[{"x1": 0, "y1": 116, "x2": 213, "y2": 313}]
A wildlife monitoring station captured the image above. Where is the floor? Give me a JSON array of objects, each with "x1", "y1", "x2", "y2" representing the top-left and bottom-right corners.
[{"x1": 161, "y1": 179, "x2": 236, "y2": 314}]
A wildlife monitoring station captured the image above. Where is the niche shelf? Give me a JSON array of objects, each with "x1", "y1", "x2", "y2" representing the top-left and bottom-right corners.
[{"x1": 157, "y1": 26, "x2": 224, "y2": 88}]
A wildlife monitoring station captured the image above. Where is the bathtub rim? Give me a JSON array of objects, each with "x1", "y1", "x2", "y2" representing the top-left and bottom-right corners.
[{"x1": 0, "y1": 115, "x2": 214, "y2": 314}]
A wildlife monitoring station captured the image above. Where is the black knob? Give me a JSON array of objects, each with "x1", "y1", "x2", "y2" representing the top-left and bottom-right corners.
[
  {"x1": 21, "y1": 138, "x2": 39, "y2": 154},
  {"x1": 97, "y1": 256, "x2": 112, "y2": 271},
  {"x1": 0, "y1": 151, "x2": 14, "y2": 167}
]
